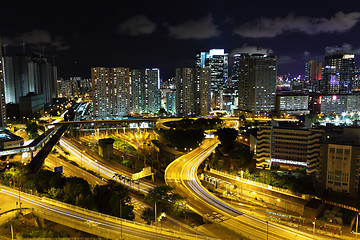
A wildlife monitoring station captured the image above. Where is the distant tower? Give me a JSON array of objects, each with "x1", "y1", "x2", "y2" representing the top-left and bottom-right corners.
[
  {"x1": 305, "y1": 60, "x2": 322, "y2": 93},
  {"x1": 238, "y1": 54, "x2": 277, "y2": 113},
  {"x1": 196, "y1": 49, "x2": 228, "y2": 109},
  {"x1": 92, "y1": 67, "x2": 131, "y2": 118},
  {"x1": 322, "y1": 51, "x2": 355, "y2": 94},
  {"x1": 176, "y1": 68, "x2": 195, "y2": 116},
  {"x1": 176, "y1": 67, "x2": 210, "y2": 116},
  {"x1": 0, "y1": 38, "x2": 7, "y2": 128}
]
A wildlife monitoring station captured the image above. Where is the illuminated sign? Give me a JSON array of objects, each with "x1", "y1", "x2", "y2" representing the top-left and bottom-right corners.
[{"x1": 271, "y1": 158, "x2": 308, "y2": 167}]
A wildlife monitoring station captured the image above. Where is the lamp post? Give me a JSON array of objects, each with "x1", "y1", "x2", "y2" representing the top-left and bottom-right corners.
[{"x1": 312, "y1": 221, "x2": 316, "y2": 239}]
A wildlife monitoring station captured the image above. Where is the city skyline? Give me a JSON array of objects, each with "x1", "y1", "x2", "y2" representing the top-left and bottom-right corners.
[{"x1": 1, "y1": 1, "x2": 360, "y2": 80}]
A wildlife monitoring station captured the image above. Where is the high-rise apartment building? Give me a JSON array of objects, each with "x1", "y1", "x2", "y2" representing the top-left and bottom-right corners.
[
  {"x1": 305, "y1": 60, "x2": 322, "y2": 93},
  {"x1": 196, "y1": 49, "x2": 228, "y2": 109},
  {"x1": 322, "y1": 51, "x2": 355, "y2": 94},
  {"x1": 3, "y1": 54, "x2": 57, "y2": 104},
  {"x1": 0, "y1": 39, "x2": 7, "y2": 129},
  {"x1": 176, "y1": 68, "x2": 194, "y2": 116},
  {"x1": 237, "y1": 54, "x2": 277, "y2": 113},
  {"x1": 130, "y1": 69, "x2": 144, "y2": 114},
  {"x1": 166, "y1": 90, "x2": 176, "y2": 116},
  {"x1": 176, "y1": 68, "x2": 210, "y2": 116},
  {"x1": 92, "y1": 67, "x2": 130, "y2": 118},
  {"x1": 130, "y1": 68, "x2": 160, "y2": 114},
  {"x1": 112, "y1": 68, "x2": 130, "y2": 116},
  {"x1": 144, "y1": 68, "x2": 160, "y2": 114}
]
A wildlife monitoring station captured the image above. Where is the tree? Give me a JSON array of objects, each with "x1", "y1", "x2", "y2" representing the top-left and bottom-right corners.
[
  {"x1": 63, "y1": 177, "x2": 91, "y2": 204},
  {"x1": 93, "y1": 180, "x2": 134, "y2": 220},
  {"x1": 145, "y1": 185, "x2": 183, "y2": 214},
  {"x1": 141, "y1": 207, "x2": 155, "y2": 224},
  {"x1": 215, "y1": 128, "x2": 238, "y2": 152}
]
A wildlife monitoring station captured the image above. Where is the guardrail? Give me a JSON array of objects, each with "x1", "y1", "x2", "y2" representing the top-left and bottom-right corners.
[
  {"x1": 1, "y1": 185, "x2": 217, "y2": 240},
  {"x1": 209, "y1": 168, "x2": 310, "y2": 200}
]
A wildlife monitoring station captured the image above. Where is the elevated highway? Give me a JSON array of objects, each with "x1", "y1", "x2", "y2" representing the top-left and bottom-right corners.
[{"x1": 165, "y1": 138, "x2": 337, "y2": 240}]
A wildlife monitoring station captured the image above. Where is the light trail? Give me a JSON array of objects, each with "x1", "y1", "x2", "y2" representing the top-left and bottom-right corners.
[
  {"x1": 59, "y1": 138, "x2": 153, "y2": 193},
  {"x1": 165, "y1": 138, "x2": 334, "y2": 240}
]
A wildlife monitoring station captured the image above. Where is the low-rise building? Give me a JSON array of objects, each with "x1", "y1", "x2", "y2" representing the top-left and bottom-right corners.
[
  {"x1": 256, "y1": 120, "x2": 324, "y2": 174},
  {"x1": 275, "y1": 94, "x2": 309, "y2": 116},
  {"x1": 318, "y1": 127, "x2": 360, "y2": 197}
]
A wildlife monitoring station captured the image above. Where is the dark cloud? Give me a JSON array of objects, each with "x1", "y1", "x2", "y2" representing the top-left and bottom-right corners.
[
  {"x1": 118, "y1": 15, "x2": 157, "y2": 36},
  {"x1": 168, "y1": 14, "x2": 220, "y2": 39},
  {"x1": 230, "y1": 43, "x2": 274, "y2": 56},
  {"x1": 3, "y1": 29, "x2": 70, "y2": 51},
  {"x1": 234, "y1": 11, "x2": 360, "y2": 38},
  {"x1": 278, "y1": 55, "x2": 295, "y2": 65},
  {"x1": 325, "y1": 43, "x2": 360, "y2": 54}
]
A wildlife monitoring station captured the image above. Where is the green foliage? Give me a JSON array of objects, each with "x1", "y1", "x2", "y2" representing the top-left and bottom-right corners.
[
  {"x1": 34, "y1": 170, "x2": 64, "y2": 193},
  {"x1": 63, "y1": 177, "x2": 91, "y2": 204},
  {"x1": 164, "y1": 118, "x2": 223, "y2": 130},
  {"x1": 215, "y1": 127, "x2": 238, "y2": 151},
  {"x1": 25, "y1": 121, "x2": 44, "y2": 139},
  {"x1": 93, "y1": 180, "x2": 134, "y2": 220},
  {"x1": 47, "y1": 187, "x2": 64, "y2": 199},
  {"x1": 160, "y1": 129, "x2": 205, "y2": 150},
  {"x1": 238, "y1": 169, "x2": 316, "y2": 195},
  {"x1": 141, "y1": 207, "x2": 155, "y2": 224},
  {"x1": 145, "y1": 185, "x2": 183, "y2": 213}
]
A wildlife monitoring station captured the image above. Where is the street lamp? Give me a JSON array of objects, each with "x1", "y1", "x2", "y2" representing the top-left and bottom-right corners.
[{"x1": 312, "y1": 221, "x2": 316, "y2": 239}]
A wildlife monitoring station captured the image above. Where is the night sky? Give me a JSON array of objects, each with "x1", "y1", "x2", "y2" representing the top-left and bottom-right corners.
[{"x1": 2, "y1": 1, "x2": 360, "y2": 80}]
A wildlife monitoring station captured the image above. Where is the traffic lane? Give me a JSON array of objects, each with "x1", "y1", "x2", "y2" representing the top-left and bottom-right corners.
[{"x1": 0, "y1": 188, "x2": 193, "y2": 240}]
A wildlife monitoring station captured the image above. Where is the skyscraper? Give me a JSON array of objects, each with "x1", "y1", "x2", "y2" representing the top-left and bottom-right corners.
[
  {"x1": 92, "y1": 67, "x2": 130, "y2": 118},
  {"x1": 112, "y1": 67, "x2": 130, "y2": 117},
  {"x1": 195, "y1": 68, "x2": 211, "y2": 115},
  {"x1": 196, "y1": 49, "x2": 228, "y2": 109},
  {"x1": 3, "y1": 54, "x2": 57, "y2": 104},
  {"x1": 130, "y1": 68, "x2": 160, "y2": 114},
  {"x1": 176, "y1": 67, "x2": 210, "y2": 116},
  {"x1": 322, "y1": 51, "x2": 355, "y2": 94},
  {"x1": 130, "y1": 69, "x2": 145, "y2": 114},
  {"x1": 237, "y1": 54, "x2": 277, "y2": 113},
  {"x1": 144, "y1": 68, "x2": 160, "y2": 114},
  {"x1": 305, "y1": 60, "x2": 322, "y2": 93},
  {"x1": 0, "y1": 39, "x2": 7, "y2": 128},
  {"x1": 176, "y1": 68, "x2": 194, "y2": 116}
]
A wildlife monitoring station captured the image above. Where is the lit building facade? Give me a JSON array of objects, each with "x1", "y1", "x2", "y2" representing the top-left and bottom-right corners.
[
  {"x1": 166, "y1": 90, "x2": 176, "y2": 116},
  {"x1": 0, "y1": 39, "x2": 6, "y2": 129},
  {"x1": 322, "y1": 51, "x2": 355, "y2": 94},
  {"x1": 305, "y1": 60, "x2": 322, "y2": 93},
  {"x1": 3, "y1": 54, "x2": 57, "y2": 104},
  {"x1": 91, "y1": 67, "x2": 130, "y2": 118},
  {"x1": 176, "y1": 68, "x2": 210, "y2": 116},
  {"x1": 275, "y1": 94, "x2": 309, "y2": 115},
  {"x1": 256, "y1": 121, "x2": 323, "y2": 174},
  {"x1": 176, "y1": 68, "x2": 194, "y2": 116},
  {"x1": 130, "y1": 68, "x2": 160, "y2": 114},
  {"x1": 319, "y1": 128, "x2": 360, "y2": 197},
  {"x1": 238, "y1": 54, "x2": 277, "y2": 113},
  {"x1": 196, "y1": 49, "x2": 228, "y2": 109}
]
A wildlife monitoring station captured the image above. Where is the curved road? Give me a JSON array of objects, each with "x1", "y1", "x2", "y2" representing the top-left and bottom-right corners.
[{"x1": 165, "y1": 138, "x2": 337, "y2": 240}]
